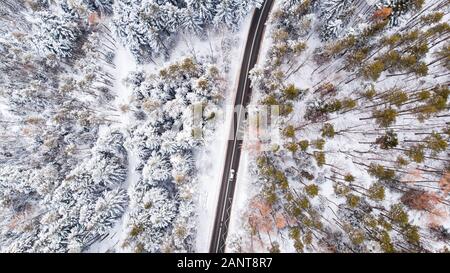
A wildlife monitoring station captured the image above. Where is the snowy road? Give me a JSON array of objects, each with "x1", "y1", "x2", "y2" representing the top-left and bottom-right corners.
[{"x1": 209, "y1": 0, "x2": 275, "y2": 253}]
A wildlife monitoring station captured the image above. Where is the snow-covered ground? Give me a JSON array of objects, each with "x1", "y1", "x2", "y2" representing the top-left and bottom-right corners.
[{"x1": 88, "y1": 44, "x2": 138, "y2": 253}]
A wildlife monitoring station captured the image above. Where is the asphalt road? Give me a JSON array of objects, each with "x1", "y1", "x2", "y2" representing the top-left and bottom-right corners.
[{"x1": 209, "y1": 0, "x2": 275, "y2": 253}]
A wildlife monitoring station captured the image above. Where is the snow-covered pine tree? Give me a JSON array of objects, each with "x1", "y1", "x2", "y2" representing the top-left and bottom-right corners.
[
  {"x1": 83, "y1": 0, "x2": 114, "y2": 15},
  {"x1": 142, "y1": 152, "x2": 172, "y2": 186},
  {"x1": 124, "y1": 186, "x2": 177, "y2": 252},
  {"x1": 318, "y1": 0, "x2": 354, "y2": 41},
  {"x1": 87, "y1": 188, "x2": 128, "y2": 235},
  {"x1": 213, "y1": 0, "x2": 241, "y2": 31},
  {"x1": 186, "y1": 0, "x2": 215, "y2": 23},
  {"x1": 113, "y1": 0, "x2": 181, "y2": 60},
  {"x1": 142, "y1": 187, "x2": 177, "y2": 229},
  {"x1": 170, "y1": 152, "x2": 194, "y2": 181},
  {"x1": 113, "y1": 0, "x2": 156, "y2": 61},
  {"x1": 91, "y1": 132, "x2": 128, "y2": 188},
  {"x1": 167, "y1": 199, "x2": 196, "y2": 251},
  {"x1": 181, "y1": 6, "x2": 204, "y2": 34},
  {"x1": 32, "y1": 11, "x2": 81, "y2": 58}
]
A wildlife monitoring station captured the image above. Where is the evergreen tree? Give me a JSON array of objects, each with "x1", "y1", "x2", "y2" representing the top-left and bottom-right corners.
[
  {"x1": 213, "y1": 0, "x2": 241, "y2": 31},
  {"x1": 32, "y1": 12, "x2": 81, "y2": 58},
  {"x1": 376, "y1": 130, "x2": 398, "y2": 149},
  {"x1": 319, "y1": 0, "x2": 353, "y2": 41}
]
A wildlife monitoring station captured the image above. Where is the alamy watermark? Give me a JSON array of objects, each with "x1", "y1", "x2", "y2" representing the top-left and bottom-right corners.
[{"x1": 191, "y1": 104, "x2": 282, "y2": 152}]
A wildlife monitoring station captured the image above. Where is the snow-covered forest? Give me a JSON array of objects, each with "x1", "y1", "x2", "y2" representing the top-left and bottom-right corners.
[
  {"x1": 228, "y1": 0, "x2": 450, "y2": 253},
  {"x1": 0, "y1": 0, "x2": 260, "y2": 252},
  {"x1": 1, "y1": 0, "x2": 449, "y2": 254}
]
